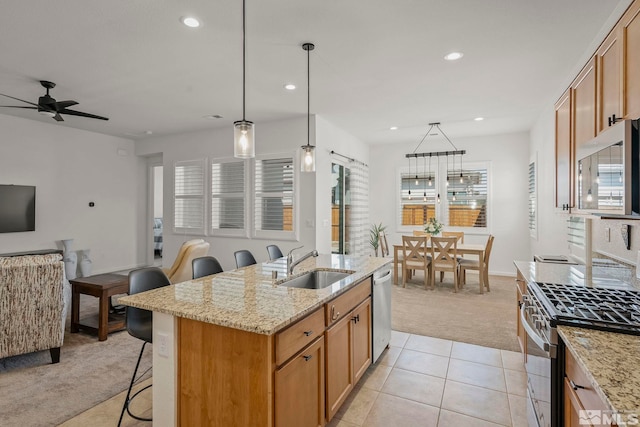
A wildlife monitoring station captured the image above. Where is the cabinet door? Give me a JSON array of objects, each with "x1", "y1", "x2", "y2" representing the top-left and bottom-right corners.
[
  {"x1": 572, "y1": 57, "x2": 597, "y2": 152},
  {"x1": 597, "y1": 26, "x2": 622, "y2": 133},
  {"x1": 275, "y1": 336, "x2": 325, "y2": 427},
  {"x1": 622, "y1": 1, "x2": 640, "y2": 120},
  {"x1": 555, "y1": 89, "x2": 573, "y2": 210},
  {"x1": 352, "y1": 298, "x2": 372, "y2": 383},
  {"x1": 325, "y1": 311, "x2": 353, "y2": 421},
  {"x1": 564, "y1": 377, "x2": 589, "y2": 427}
]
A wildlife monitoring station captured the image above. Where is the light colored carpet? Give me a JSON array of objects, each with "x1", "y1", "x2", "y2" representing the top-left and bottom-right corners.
[
  {"x1": 0, "y1": 295, "x2": 151, "y2": 427},
  {"x1": 391, "y1": 271, "x2": 520, "y2": 352}
]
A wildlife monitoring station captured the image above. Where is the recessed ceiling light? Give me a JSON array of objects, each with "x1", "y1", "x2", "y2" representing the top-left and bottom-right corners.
[
  {"x1": 444, "y1": 52, "x2": 463, "y2": 61},
  {"x1": 474, "y1": 117, "x2": 484, "y2": 121},
  {"x1": 144, "y1": 130, "x2": 153, "y2": 135},
  {"x1": 180, "y1": 16, "x2": 200, "y2": 28},
  {"x1": 390, "y1": 126, "x2": 398, "y2": 130},
  {"x1": 284, "y1": 83, "x2": 296, "y2": 90},
  {"x1": 203, "y1": 114, "x2": 223, "y2": 119}
]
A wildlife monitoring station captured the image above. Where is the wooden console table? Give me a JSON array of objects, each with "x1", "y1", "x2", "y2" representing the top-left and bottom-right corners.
[{"x1": 70, "y1": 273, "x2": 129, "y2": 341}]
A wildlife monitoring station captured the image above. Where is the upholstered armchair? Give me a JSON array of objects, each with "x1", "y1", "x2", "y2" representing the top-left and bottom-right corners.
[
  {"x1": 162, "y1": 239, "x2": 211, "y2": 284},
  {"x1": 0, "y1": 253, "x2": 70, "y2": 363}
]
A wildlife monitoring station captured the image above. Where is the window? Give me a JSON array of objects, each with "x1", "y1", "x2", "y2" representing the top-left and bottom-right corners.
[
  {"x1": 254, "y1": 155, "x2": 297, "y2": 239},
  {"x1": 528, "y1": 161, "x2": 537, "y2": 237},
  {"x1": 400, "y1": 173, "x2": 437, "y2": 226},
  {"x1": 397, "y1": 161, "x2": 489, "y2": 231},
  {"x1": 445, "y1": 166, "x2": 488, "y2": 228},
  {"x1": 174, "y1": 159, "x2": 205, "y2": 234},
  {"x1": 211, "y1": 159, "x2": 248, "y2": 237}
]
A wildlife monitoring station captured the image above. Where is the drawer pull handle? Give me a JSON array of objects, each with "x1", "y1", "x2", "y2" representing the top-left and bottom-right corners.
[
  {"x1": 331, "y1": 305, "x2": 340, "y2": 321},
  {"x1": 303, "y1": 355, "x2": 313, "y2": 362},
  {"x1": 569, "y1": 379, "x2": 584, "y2": 391},
  {"x1": 352, "y1": 314, "x2": 360, "y2": 323},
  {"x1": 303, "y1": 330, "x2": 313, "y2": 336}
]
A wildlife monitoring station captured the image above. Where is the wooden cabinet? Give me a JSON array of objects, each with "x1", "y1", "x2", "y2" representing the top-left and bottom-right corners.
[
  {"x1": 572, "y1": 56, "x2": 598, "y2": 152},
  {"x1": 177, "y1": 276, "x2": 373, "y2": 427},
  {"x1": 275, "y1": 336, "x2": 325, "y2": 427},
  {"x1": 555, "y1": 89, "x2": 573, "y2": 210},
  {"x1": 622, "y1": 1, "x2": 640, "y2": 121},
  {"x1": 325, "y1": 295, "x2": 372, "y2": 422},
  {"x1": 597, "y1": 26, "x2": 623, "y2": 133},
  {"x1": 564, "y1": 345, "x2": 612, "y2": 427}
]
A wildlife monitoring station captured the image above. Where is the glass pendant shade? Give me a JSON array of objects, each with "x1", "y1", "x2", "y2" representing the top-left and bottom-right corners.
[
  {"x1": 234, "y1": 120, "x2": 255, "y2": 158},
  {"x1": 301, "y1": 145, "x2": 316, "y2": 172}
]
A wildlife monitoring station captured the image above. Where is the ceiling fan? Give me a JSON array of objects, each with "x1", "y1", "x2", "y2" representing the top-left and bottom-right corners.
[{"x1": 0, "y1": 80, "x2": 108, "y2": 122}]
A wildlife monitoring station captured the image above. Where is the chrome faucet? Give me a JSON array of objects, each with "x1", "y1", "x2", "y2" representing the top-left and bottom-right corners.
[{"x1": 287, "y1": 246, "x2": 318, "y2": 275}]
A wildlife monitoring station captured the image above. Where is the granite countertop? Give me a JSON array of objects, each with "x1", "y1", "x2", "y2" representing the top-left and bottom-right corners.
[
  {"x1": 513, "y1": 260, "x2": 639, "y2": 290},
  {"x1": 119, "y1": 254, "x2": 391, "y2": 335},
  {"x1": 558, "y1": 326, "x2": 640, "y2": 414}
]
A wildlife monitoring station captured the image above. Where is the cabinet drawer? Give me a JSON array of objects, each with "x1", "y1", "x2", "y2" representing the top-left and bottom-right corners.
[
  {"x1": 276, "y1": 308, "x2": 325, "y2": 366},
  {"x1": 565, "y1": 347, "x2": 609, "y2": 413},
  {"x1": 325, "y1": 277, "x2": 371, "y2": 326}
]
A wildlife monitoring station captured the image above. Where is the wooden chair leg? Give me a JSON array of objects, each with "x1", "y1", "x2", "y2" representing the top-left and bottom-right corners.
[
  {"x1": 484, "y1": 268, "x2": 490, "y2": 292},
  {"x1": 402, "y1": 266, "x2": 407, "y2": 288},
  {"x1": 440, "y1": 271, "x2": 444, "y2": 282},
  {"x1": 453, "y1": 269, "x2": 458, "y2": 293}
]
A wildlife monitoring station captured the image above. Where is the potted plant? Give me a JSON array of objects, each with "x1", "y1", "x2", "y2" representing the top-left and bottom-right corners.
[
  {"x1": 369, "y1": 223, "x2": 387, "y2": 256},
  {"x1": 424, "y1": 217, "x2": 444, "y2": 236}
]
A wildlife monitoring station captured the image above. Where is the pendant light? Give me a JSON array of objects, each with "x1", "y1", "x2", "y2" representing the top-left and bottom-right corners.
[
  {"x1": 300, "y1": 42, "x2": 316, "y2": 172},
  {"x1": 408, "y1": 155, "x2": 412, "y2": 200},
  {"x1": 459, "y1": 152, "x2": 464, "y2": 183},
  {"x1": 428, "y1": 154, "x2": 432, "y2": 186},
  {"x1": 423, "y1": 155, "x2": 427, "y2": 202},
  {"x1": 234, "y1": 0, "x2": 255, "y2": 158}
]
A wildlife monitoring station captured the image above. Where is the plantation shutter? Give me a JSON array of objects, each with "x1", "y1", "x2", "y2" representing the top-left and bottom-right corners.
[
  {"x1": 254, "y1": 156, "x2": 296, "y2": 239},
  {"x1": 529, "y1": 161, "x2": 537, "y2": 236},
  {"x1": 174, "y1": 159, "x2": 205, "y2": 234},
  {"x1": 211, "y1": 159, "x2": 248, "y2": 236}
]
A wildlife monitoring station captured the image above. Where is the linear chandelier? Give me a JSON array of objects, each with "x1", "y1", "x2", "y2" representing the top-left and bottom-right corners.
[{"x1": 405, "y1": 122, "x2": 466, "y2": 202}]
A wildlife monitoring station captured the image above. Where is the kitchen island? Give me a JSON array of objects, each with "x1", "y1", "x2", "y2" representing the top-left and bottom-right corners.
[
  {"x1": 514, "y1": 260, "x2": 640, "y2": 426},
  {"x1": 119, "y1": 254, "x2": 391, "y2": 427}
]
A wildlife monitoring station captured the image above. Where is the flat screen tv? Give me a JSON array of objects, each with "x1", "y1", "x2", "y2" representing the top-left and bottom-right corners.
[{"x1": 0, "y1": 185, "x2": 36, "y2": 233}]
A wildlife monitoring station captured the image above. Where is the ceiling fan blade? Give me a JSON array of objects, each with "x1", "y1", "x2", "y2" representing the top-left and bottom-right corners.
[
  {"x1": 59, "y1": 108, "x2": 109, "y2": 121},
  {"x1": 53, "y1": 113, "x2": 64, "y2": 122},
  {"x1": 0, "y1": 93, "x2": 40, "y2": 107},
  {"x1": 0, "y1": 105, "x2": 38, "y2": 109},
  {"x1": 52, "y1": 100, "x2": 78, "y2": 110}
]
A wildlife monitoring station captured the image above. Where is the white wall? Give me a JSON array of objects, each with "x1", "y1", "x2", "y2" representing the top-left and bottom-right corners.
[
  {"x1": 314, "y1": 116, "x2": 370, "y2": 254},
  {"x1": 136, "y1": 116, "x2": 318, "y2": 271},
  {"x1": 0, "y1": 114, "x2": 145, "y2": 273},
  {"x1": 370, "y1": 132, "x2": 531, "y2": 275},
  {"x1": 154, "y1": 166, "x2": 163, "y2": 217}
]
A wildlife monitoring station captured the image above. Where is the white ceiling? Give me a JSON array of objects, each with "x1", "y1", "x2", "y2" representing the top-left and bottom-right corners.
[{"x1": 0, "y1": 0, "x2": 630, "y2": 146}]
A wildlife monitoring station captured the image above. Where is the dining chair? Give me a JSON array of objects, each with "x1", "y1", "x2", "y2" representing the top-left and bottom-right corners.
[
  {"x1": 118, "y1": 267, "x2": 171, "y2": 426},
  {"x1": 401, "y1": 235, "x2": 431, "y2": 289},
  {"x1": 459, "y1": 234, "x2": 494, "y2": 293},
  {"x1": 378, "y1": 230, "x2": 389, "y2": 257},
  {"x1": 234, "y1": 249, "x2": 257, "y2": 268},
  {"x1": 192, "y1": 256, "x2": 224, "y2": 279},
  {"x1": 429, "y1": 236, "x2": 460, "y2": 292},
  {"x1": 266, "y1": 244, "x2": 284, "y2": 261},
  {"x1": 440, "y1": 231, "x2": 465, "y2": 282}
]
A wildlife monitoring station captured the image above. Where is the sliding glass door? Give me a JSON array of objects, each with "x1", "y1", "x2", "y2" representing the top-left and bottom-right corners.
[{"x1": 331, "y1": 163, "x2": 351, "y2": 254}]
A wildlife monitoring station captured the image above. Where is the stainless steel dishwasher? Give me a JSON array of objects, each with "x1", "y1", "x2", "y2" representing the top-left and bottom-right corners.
[{"x1": 372, "y1": 266, "x2": 392, "y2": 363}]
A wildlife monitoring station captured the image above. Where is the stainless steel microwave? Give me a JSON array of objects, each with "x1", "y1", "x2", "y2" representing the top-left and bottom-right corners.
[{"x1": 576, "y1": 119, "x2": 639, "y2": 215}]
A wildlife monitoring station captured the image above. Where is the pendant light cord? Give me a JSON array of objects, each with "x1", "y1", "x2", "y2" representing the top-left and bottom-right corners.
[
  {"x1": 242, "y1": 0, "x2": 246, "y2": 120},
  {"x1": 307, "y1": 42, "x2": 310, "y2": 147}
]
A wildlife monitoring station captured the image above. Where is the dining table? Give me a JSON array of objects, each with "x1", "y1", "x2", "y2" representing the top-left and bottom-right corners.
[{"x1": 392, "y1": 242, "x2": 487, "y2": 292}]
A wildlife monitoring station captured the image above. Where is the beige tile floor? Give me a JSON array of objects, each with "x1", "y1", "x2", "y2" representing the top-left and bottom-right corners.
[{"x1": 60, "y1": 330, "x2": 527, "y2": 427}]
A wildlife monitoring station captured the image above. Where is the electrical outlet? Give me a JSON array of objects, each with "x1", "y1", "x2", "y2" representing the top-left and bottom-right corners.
[
  {"x1": 157, "y1": 333, "x2": 169, "y2": 358},
  {"x1": 605, "y1": 227, "x2": 610, "y2": 242}
]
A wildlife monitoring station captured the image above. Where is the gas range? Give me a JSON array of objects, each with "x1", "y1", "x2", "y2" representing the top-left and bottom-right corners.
[{"x1": 530, "y1": 282, "x2": 640, "y2": 336}]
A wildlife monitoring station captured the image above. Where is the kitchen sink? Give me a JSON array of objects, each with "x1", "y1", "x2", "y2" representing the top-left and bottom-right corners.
[{"x1": 279, "y1": 270, "x2": 353, "y2": 289}]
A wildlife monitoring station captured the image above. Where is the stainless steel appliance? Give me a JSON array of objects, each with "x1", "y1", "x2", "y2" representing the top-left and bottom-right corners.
[
  {"x1": 372, "y1": 266, "x2": 392, "y2": 363},
  {"x1": 522, "y1": 281, "x2": 640, "y2": 427}
]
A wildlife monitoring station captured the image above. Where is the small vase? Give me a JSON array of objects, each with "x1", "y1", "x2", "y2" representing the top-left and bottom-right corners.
[
  {"x1": 79, "y1": 249, "x2": 93, "y2": 277},
  {"x1": 61, "y1": 239, "x2": 77, "y2": 280}
]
